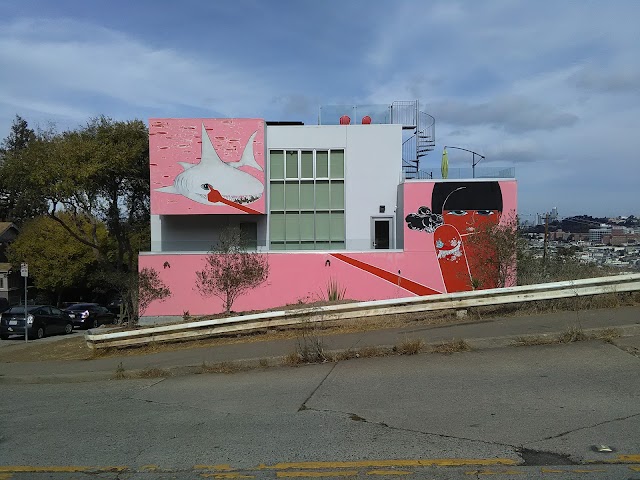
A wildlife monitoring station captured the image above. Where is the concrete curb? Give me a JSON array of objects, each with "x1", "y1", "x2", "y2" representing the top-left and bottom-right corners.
[{"x1": 2, "y1": 324, "x2": 639, "y2": 385}]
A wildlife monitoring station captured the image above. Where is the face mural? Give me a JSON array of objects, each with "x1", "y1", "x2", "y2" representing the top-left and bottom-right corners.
[
  {"x1": 406, "y1": 182, "x2": 504, "y2": 293},
  {"x1": 150, "y1": 119, "x2": 266, "y2": 215}
]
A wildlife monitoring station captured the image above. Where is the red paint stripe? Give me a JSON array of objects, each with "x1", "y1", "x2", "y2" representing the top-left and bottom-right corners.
[{"x1": 330, "y1": 254, "x2": 440, "y2": 296}]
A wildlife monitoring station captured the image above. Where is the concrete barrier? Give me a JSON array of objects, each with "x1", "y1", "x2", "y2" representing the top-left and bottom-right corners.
[{"x1": 85, "y1": 273, "x2": 640, "y2": 349}]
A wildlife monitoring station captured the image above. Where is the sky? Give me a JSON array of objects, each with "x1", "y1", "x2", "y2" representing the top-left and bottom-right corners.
[{"x1": 1, "y1": 0, "x2": 638, "y2": 219}]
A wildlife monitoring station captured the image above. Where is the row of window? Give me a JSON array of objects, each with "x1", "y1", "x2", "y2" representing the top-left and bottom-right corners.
[
  {"x1": 269, "y1": 149, "x2": 345, "y2": 250},
  {"x1": 269, "y1": 149, "x2": 344, "y2": 180}
]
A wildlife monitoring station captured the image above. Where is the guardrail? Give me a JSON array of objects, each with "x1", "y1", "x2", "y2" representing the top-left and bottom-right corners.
[{"x1": 85, "y1": 273, "x2": 640, "y2": 350}]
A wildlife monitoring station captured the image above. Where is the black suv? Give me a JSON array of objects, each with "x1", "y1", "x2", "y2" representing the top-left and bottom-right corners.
[{"x1": 64, "y1": 303, "x2": 115, "y2": 329}]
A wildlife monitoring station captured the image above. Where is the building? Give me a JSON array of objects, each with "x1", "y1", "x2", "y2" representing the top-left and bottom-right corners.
[
  {"x1": 139, "y1": 102, "x2": 517, "y2": 323},
  {"x1": 589, "y1": 226, "x2": 612, "y2": 244}
]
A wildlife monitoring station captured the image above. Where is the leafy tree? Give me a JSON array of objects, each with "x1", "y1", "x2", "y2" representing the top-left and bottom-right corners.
[
  {"x1": 6, "y1": 214, "x2": 107, "y2": 305},
  {"x1": 195, "y1": 227, "x2": 270, "y2": 314},
  {"x1": 0, "y1": 115, "x2": 47, "y2": 224},
  {"x1": 465, "y1": 213, "x2": 520, "y2": 289},
  {"x1": 135, "y1": 267, "x2": 171, "y2": 317}
]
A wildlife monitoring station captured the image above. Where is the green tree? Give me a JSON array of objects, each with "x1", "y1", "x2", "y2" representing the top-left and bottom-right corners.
[
  {"x1": 0, "y1": 115, "x2": 47, "y2": 224},
  {"x1": 195, "y1": 227, "x2": 270, "y2": 314},
  {"x1": 7, "y1": 214, "x2": 108, "y2": 305}
]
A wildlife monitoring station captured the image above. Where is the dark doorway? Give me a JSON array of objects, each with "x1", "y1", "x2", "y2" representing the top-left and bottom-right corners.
[{"x1": 373, "y1": 219, "x2": 391, "y2": 249}]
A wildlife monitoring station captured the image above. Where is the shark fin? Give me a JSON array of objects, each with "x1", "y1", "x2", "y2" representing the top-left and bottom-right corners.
[
  {"x1": 200, "y1": 124, "x2": 224, "y2": 166},
  {"x1": 156, "y1": 185, "x2": 178, "y2": 194},
  {"x1": 231, "y1": 131, "x2": 263, "y2": 171},
  {"x1": 178, "y1": 162, "x2": 195, "y2": 170}
]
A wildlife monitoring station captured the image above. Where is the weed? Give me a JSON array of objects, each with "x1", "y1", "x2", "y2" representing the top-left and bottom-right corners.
[
  {"x1": 114, "y1": 362, "x2": 126, "y2": 379},
  {"x1": 431, "y1": 339, "x2": 471, "y2": 354},
  {"x1": 183, "y1": 310, "x2": 191, "y2": 322},
  {"x1": 557, "y1": 325, "x2": 588, "y2": 344},
  {"x1": 283, "y1": 351, "x2": 302, "y2": 366},
  {"x1": 138, "y1": 367, "x2": 172, "y2": 378},
  {"x1": 324, "y1": 278, "x2": 347, "y2": 302},
  {"x1": 590, "y1": 328, "x2": 620, "y2": 343},
  {"x1": 200, "y1": 361, "x2": 245, "y2": 374},
  {"x1": 512, "y1": 335, "x2": 556, "y2": 347},
  {"x1": 396, "y1": 338, "x2": 425, "y2": 355},
  {"x1": 259, "y1": 358, "x2": 269, "y2": 367}
]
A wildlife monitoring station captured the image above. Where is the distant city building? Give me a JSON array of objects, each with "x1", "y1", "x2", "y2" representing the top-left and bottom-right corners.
[{"x1": 589, "y1": 227, "x2": 612, "y2": 244}]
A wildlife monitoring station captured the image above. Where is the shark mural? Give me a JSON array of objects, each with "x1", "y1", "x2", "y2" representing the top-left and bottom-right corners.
[{"x1": 150, "y1": 119, "x2": 266, "y2": 215}]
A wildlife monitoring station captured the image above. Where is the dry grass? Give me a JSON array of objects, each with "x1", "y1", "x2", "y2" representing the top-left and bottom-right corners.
[
  {"x1": 199, "y1": 361, "x2": 247, "y2": 374},
  {"x1": 395, "y1": 338, "x2": 426, "y2": 355},
  {"x1": 431, "y1": 339, "x2": 472, "y2": 354},
  {"x1": 557, "y1": 325, "x2": 589, "y2": 344},
  {"x1": 512, "y1": 335, "x2": 556, "y2": 347},
  {"x1": 590, "y1": 328, "x2": 621, "y2": 343}
]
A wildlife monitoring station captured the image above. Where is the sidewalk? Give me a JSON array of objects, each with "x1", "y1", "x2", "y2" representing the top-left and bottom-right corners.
[{"x1": 1, "y1": 306, "x2": 639, "y2": 384}]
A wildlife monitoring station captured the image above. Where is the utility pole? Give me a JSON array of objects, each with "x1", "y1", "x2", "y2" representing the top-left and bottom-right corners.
[{"x1": 542, "y1": 214, "x2": 549, "y2": 263}]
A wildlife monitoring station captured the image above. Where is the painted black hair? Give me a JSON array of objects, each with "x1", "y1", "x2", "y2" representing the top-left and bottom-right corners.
[{"x1": 431, "y1": 182, "x2": 503, "y2": 214}]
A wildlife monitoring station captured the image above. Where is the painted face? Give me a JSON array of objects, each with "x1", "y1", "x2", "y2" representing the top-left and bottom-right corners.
[{"x1": 442, "y1": 209, "x2": 501, "y2": 234}]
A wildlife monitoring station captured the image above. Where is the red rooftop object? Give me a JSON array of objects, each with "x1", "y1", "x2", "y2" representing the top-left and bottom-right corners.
[{"x1": 339, "y1": 115, "x2": 351, "y2": 125}]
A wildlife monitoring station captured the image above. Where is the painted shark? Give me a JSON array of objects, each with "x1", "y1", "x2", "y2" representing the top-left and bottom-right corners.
[{"x1": 156, "y1": 124, "x2": 264, "y2": 205}]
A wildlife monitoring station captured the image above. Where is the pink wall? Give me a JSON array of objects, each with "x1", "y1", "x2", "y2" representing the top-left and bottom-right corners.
[
  {"x1": 140, "y1": 179, "x2": 517, "y2": 317},
  {"x1": 150, "y1": 118, "x2": 266, "y2": 215}
]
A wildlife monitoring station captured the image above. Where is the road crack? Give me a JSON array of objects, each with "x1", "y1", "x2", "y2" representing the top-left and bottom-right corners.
[
  {"x1": 298, "y1": 362, "x2": 337, "y2": 411},
  {"x1": 302, "y1": 405, "x2": 517, "y2": 449},
  {"x1": 533, "y1": 412, "x2": 640, "y2": 442}
]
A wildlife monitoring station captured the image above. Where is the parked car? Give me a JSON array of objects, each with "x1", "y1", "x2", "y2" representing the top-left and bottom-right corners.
[
  {"x1": 64, "y1": 303, "x2": 115, "y2": 329},
  {"x1": 0, "y1": 305, "x2": 74, "y2": 340}
]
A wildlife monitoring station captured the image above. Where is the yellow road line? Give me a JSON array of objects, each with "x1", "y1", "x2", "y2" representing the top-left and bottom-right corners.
[
  {"x1": 266, "y1": 459, "x2": 517, "y2": 470},
  {"x1": 366, "y1": 470, "x2": 413, "y2": 476},
  {"x1": 195, "y1": 464, "x2": 235, "y2": 471},
  {"x1": 0, "y1": 466, "x2": 127, "y2": 473},
  {"x1": 616, "y1": 454, "x2": 640, "y2": 463},
  {"x1": 540, "y1": 467, "x2": 564, "y2": 473},
  {"x1": 572, "y1": 469, "x2": 606, "y2": 473},
  {"x1": 472, "y1": 470, "x2": 521, "y2": 476},
  {"x1": 200, "y1": 474, "x2": 254, "y2": 479},
  {"x1": 629, "y1": 466, "x2": 640, "y2": 471},
  {"x1": 0, "y1": 474, "x2": 13, "y2": 480},
  {"x1": 277, "y1": 471, "x2": 360, "y2": 478}
]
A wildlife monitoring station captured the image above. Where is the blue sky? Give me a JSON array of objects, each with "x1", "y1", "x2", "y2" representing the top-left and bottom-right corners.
[{"x1": 1, "y1": 0, "x2": 639, "y2": 219}]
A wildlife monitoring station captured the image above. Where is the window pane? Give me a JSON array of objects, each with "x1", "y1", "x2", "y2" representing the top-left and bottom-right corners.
[
  {"x1": 316, "y1": 181, "x2": 330, "y2": 210},
  {"x1": 300, "y1": 241, "x2": 315, "y2": 250},
  {"x1": 316, "y1": 151, "x2": 328, "y2": 177},
  {"x1": 270, "y1": 182, "x2": 284, "y2": 210},
  {"x1": 270, "y1": 150, "x2": 284, "y2": 180},
  {"x1": 301, "y1": 151, "x2": 313, "y2": 178},
  {"x1": 286, "y1": 150, "x2": 298, "y2": 178},
  {"x1": 300, "y1": 181, "x2": 314, "y2": 210},
  {"x1": 330, "y1": 212, "x2": 345, "y2": 240},
  {"x1": 330, "y1": 181, "x2": 344, "y2": 209},
  {"x1": 270, "y1": 242, "x2": 285, "y2": 250},
  {"x1": 285, "y1": 243, "x2": 301, "y2": 250},
  {"x1": 330, "y1": 150, "x2": 344, "y2": 178},
  {"x1": 315, "y1": 242, "x2": 331, "y2": 250},
  {"x1": 285, "y1": 182, "x2": 299, "y2": 210},
  {"x1": 300, "y1": 212, "x2": 315, "y2": 241},
  {"x1": 316, "y1": 212, "x2": 330, "y2": 241},
  {"x1": 270, "y1": 213, "x2": 285, "y2": 241},
  {"x1": 330, "y1": 241, "x2": 345, "y2": 250},
  {"x1": 285, "y1": 213, "x2": 299, "y2": 241}
]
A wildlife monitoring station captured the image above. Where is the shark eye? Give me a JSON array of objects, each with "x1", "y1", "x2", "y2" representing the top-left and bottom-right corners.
[
  {"x1": 447, "y1": 210, "x2": 468, "y2": 216},
  {"x1": 201, "y1": 183, "x2": 211, "y2": 190},
  {"x1": 477, "y1": 210, "x2": 495, "y2": 216}
]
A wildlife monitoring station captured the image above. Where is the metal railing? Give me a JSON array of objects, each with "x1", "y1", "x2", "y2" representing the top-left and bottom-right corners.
[
  {"x1": 85, "y1": 274, "x2": 640, "y2": 349},
  {"x1": 406, "y1": 167, "x2": 516, "y2": 180}
]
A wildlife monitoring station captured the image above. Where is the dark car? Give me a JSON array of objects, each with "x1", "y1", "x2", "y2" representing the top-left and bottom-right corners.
[
  {"x1": 64, "y1": 303, "x2": 115, "y2": 329},
  {"x1": 0, "y1": 305, "x2": 74, "y2": 340}
]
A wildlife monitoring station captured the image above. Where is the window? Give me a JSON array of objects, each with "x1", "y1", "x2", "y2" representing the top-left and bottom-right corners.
[
  {"x1": 0, "y1": 277, "x2": 4, "y2": 289},
  {"x1": 269, "y1": 149, "x2": 345, "y2": 250}
]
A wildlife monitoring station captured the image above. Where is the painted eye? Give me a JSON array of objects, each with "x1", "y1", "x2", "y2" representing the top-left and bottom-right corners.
[
  {"x1": 201, "y1": 183, "x2": 210, "y2": 190},
  {"x1": 477, "y1": 210, "x2": 494, "y2": 216},
  {"x1": 448, "y1": 210, "x2": 468, "y2": 216}
]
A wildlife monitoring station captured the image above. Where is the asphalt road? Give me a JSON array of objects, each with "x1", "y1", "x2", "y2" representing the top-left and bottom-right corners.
[{"x1": 1, "y1": 340, "x2": 639, "y2": 479}]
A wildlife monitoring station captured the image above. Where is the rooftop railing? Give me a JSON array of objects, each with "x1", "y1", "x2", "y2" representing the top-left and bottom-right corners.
[{"x1": 406, "y1": 167, "x2": 516, "y2": 180}]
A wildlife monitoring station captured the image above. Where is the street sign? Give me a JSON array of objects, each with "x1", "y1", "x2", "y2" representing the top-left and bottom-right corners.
[{"x1": 21, "y1": 263, "x2": 28, "y2": 277}]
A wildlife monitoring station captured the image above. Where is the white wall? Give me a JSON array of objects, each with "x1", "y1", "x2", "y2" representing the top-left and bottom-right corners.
[{"x1": 266, "y1": 124, "x2": 402, "y2": 251}]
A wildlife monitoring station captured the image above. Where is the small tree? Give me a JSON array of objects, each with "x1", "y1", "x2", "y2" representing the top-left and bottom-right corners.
[
  {"x1": 136, "y1": 267, "x2": 172, "y2": 318},
  {"x1": 465, "y1": 213, "x2": 520, "y2": 289},
  {"x1": 195, "y1": 226, "x2": 269, "y2": 314}
]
